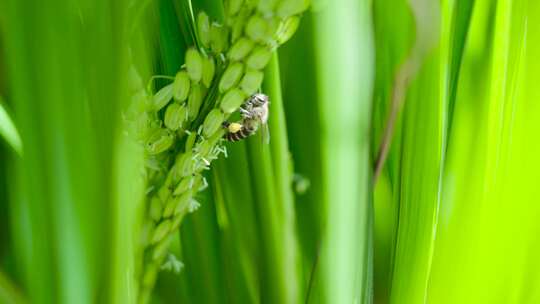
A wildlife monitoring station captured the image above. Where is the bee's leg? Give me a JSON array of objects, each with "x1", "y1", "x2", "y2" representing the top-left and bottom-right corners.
[
  {"x1": 239, "y1": 108, "x2": 252, "y2": 119},
  {"x1": 242, "y1": 98, "x2": 255, "y2": 109},
  {"x1": 223, "y1": 121, "x2": 244, "y2": 134}
]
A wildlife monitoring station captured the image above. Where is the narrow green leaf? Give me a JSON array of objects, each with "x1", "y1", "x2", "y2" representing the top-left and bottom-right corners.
[
  {"x1": 312, "y1": 0, "x2": 374, "y2": 302},
  {"x1": 0, "y1": 269, "x2": 26, "y2": 304},
  {"x1": 0, "y1": 99, "x2": 22, "y2": 155}
]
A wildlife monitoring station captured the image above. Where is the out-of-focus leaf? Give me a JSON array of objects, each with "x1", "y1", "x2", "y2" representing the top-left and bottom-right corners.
[
  {"x1": 378, "y1": 0, "x2": 445, "y2": 303},
  {"x1": 178, "y1": 186, "x2": 225, "y2": 304},
  {"x1": 279, "y1": 14, "x2": 325, "y2": 294},
  {"x1": 0, "y1": 269, "x2": 26, "y2": 304},
  {"x1": 2, "y1": 0, "x2": 133, "y2": 303},
  {"x1": 0, "y1": 99, "x2": 22, "y2": 155},
  {"x1": 428, "y1": 1, "x2": 540, "y2": 302},
  {"x1": 213, "y1": 151, "x2": 261, "y2": 304},
  {"x1": 371, "y1": 0, "x2": 448, "y2": 303},
  {"x1": 312, "y1": 0, "x2": 374, "y2": 302},
  {"x1": 254, "y1": 54, "x2": 302, "y2": 303}
]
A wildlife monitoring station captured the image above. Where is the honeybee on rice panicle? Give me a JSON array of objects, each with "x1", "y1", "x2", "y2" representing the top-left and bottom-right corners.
[{"x1": 223, "y1": 93, "x2": 270, "y2": 143}]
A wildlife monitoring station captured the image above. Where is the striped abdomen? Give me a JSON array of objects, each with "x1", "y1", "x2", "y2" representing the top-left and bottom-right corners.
[{"x1": 225, "y1": 126, "x2": 255, "y2": 142}]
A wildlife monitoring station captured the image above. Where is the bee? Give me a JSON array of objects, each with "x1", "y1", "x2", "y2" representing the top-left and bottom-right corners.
[{"x1": 223, "y1": 93, "x2": 270, "y2": 143}]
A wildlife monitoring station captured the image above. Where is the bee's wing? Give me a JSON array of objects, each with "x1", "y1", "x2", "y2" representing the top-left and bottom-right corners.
[{"x1": 260, "y1": 122, "x2": 270, "y2": 145}]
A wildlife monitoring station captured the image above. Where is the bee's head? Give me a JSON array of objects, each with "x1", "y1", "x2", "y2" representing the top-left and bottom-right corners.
[{"x1": 251, "y1": 93, "x2": 269, "y2": 106}]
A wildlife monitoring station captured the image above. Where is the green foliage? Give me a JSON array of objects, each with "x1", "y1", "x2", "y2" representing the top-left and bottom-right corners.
[
  {"x1": 1, "y1": 0, "x2": 134, "y2": 303},
  {"x1": 312, "y1": 1, "x2": 374, "y2": 302},
  {"x1": 130, "y1": 0, "x2": 310, "y2": 302},
  {"x1": 1, "y1": 0, "x2": 540, "y2": 304},
  {"x1": 0, "y1": 98, "x2": 22, "y2": 155},
  {"x1": 372, "y1": 0, "x2": 540, "y2": 303}
]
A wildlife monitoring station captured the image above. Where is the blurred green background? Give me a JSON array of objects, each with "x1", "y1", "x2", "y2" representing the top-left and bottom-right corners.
[{"x1": 1, "y1": 0, "x2": 539, "y2": 303}]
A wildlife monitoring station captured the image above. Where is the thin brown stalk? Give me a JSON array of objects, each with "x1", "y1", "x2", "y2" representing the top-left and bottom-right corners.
[{"x1": 373, "y1": 0, "x2": 440, "y2": 184}]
